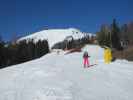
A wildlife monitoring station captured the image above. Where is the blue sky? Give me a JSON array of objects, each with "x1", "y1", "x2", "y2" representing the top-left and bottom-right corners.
[{"x1": 0, "y1": 0, "x2": 133, "y2": 41}]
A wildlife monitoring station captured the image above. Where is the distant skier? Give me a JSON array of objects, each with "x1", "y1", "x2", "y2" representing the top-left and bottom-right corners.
[{"x1": 83, "y1": 51, "x2": 90, "y2": 68}]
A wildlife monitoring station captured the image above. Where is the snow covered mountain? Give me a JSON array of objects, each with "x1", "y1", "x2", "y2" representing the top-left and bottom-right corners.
[
  {"x1": 18, "y1": 28, "x2": 94, "y2": 48},
  {"x1": 0, "y1": 45, "x2": 133, "y2": 100}
]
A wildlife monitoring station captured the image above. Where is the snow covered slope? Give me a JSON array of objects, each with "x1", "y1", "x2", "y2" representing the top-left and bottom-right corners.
[
  {"x1": 18, "y1": 28, "x2": 94, "y2": 48},
  {"x1": 0, "y1": 45, "x2": 133, "y2": 100}
]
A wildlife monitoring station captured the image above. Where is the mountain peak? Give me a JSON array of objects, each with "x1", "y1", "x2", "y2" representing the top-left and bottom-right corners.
[{"x1": 18, "y1": 28, "x2": 94, "y2": 48}]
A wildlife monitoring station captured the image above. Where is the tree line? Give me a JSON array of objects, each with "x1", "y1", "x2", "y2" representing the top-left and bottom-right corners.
[
  {"x1": 96, "y1": 19, "x2": 133, "y2": 50},
  {"x1": 0, "y1": 39, "x2": 49, "y2": 68}
]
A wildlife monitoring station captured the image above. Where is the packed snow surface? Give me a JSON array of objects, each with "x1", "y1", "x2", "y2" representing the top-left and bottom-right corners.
[
  {"x1": 18, "y1": 28, "x2": 94, "y2": 48},
  {"x1": 0, "y1": 45, "x2": 133, "y2": 100}
]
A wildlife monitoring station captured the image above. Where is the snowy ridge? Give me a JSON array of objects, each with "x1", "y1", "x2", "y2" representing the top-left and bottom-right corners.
[
  {"x1": 0, "y1": 45, "x2": 133, "y2": 100},
  {"x1": 18, "y1": 28, "x2": 94, "y2": 48}
]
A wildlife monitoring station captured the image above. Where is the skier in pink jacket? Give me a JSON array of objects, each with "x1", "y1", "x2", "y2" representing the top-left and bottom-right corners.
[{"x1": 83, "y1": 51, "x2": 90, "y2": 68}]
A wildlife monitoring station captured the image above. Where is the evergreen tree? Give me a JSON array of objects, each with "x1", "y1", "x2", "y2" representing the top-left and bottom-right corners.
[
  {"x1": 127, "y1": 22, "x2": 133, "y2": 44},
  {"x1": 96, "y1": 24, "x2": 111, "y2": 47},
  {"x1": 111, "y1": 19, "x2": 121, "y2": 50},
  {"x1": 0, "y1": 37, "x2": 4, "y2": 67},
  {"x1": 121, "y1": 24, "x2": 128, "y2": 41},
  {"x1": 16, "y1": 40, "x2": 29, "y2": 63}
]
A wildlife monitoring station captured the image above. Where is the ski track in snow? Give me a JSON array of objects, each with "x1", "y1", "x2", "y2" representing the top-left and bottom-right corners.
[{"x1": 0, "y1": 45, "x2": 133, "y2": 100}]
